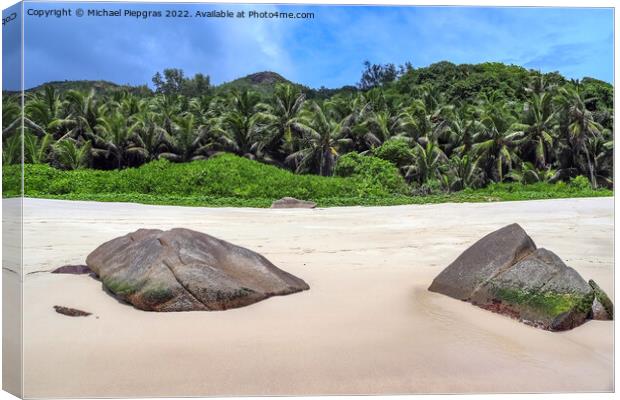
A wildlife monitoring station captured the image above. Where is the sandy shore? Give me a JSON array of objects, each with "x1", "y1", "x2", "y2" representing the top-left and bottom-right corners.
[{"x1": 11, "y1": 197, "x2": 614, "y2": 397}]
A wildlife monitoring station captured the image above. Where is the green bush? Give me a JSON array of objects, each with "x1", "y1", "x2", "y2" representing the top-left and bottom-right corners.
[
  {"x1": 8, "y1": 153, "x2": 410, "y2": 205},
  {"x1": 372, "y1": 138, "x2": 414, "y2": 167},
  {"x1": 334, "y1": 152, "x2": 409, "y2": 195},
  {"x1": 2, "y1": 163, "x2": 22, "y2": 197},
  {"x1": 570, "y1": 175, "x2": 591, "y2": 190}
]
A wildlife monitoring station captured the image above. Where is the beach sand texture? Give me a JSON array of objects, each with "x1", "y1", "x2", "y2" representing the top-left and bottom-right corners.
[{"x1": 9, "y1": 197, "x2": 613, "y2": 397}]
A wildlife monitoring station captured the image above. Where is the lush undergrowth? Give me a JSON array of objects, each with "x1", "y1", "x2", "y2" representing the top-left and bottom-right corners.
[{"x1": 2, "y1": 153, "x2": 612, "y2": 208}]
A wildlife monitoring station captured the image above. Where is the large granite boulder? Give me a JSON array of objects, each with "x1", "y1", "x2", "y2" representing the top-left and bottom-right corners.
[
  {"x1": 271, "y1": 197, "x2": 317, "y2": 209},
  {"x1": 429, "y1": 223, "x2": 612, "y2": 331},
  {"x1": 86, "y1": 228, "x2": 309, "y2": 311}
]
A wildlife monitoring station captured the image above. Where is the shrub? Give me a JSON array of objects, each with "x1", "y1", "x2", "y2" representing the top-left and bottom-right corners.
[
  {"x1": 334, "y1": 152, "x2": 409, "y2": 194},
  {"x1": 3, "y1": 154, "x2": 611, "y2": 207},
  {"x1": 9, "y1": 153, "x2": 410, "y2": 203},
  {"x1": 372, "y1": 138, "x2": 414, "y2": 167},
  {"x1": 570, "y1": 175, "x2": 591, "y2": 190}
]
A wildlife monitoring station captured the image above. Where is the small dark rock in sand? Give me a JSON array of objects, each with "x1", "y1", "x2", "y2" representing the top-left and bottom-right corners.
[
  {"x1": 271, "y1": 197, "x2": 317, "y2": 209},
  {"x1": 54, "y1": 306, "x2": 91, "y2": 317},
  {"x1": 52, "y1": 265, "x2": 93, "y2": 275},
  {"x1": 429, "y1": 223, "x2": 613, "y2": 331}
]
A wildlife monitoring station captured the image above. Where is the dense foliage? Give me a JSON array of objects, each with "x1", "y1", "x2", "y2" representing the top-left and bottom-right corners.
[
  {"x1": 2, "y1": 153, "x2": 611, "y2": 207},
  {"x1": 2, "y1": 61, "x2": 614, "y2": 205}
]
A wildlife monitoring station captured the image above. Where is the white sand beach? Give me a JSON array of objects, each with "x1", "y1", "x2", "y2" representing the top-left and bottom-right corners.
[{"x1": 10, "y1": 197, "x2": 614, "y2": 397}]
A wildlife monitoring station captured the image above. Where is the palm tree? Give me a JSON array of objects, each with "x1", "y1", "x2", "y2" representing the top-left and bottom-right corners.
[
  {"x1": 339, "y1": 99, "x2": 379, "y2": 152},
  {"x1": 3, "y1": 94, "x2": 51, "y2": 140},
  {"x1": 513, "y1": 92, "x2": 556, "y2": 169},
  {"x1": 472, "y1": 102, "x2": 522, "y2": 183},
  {"x1": 94, "y1": 111, "x2": 138, "y2": 169},
  {"x1": 229, "y1": 89, "x2": 263, "y2": 117},
  {"x1": 150, "y1": 95, "x2": 182, "y2": 135},
  {"x1": 554, "y1": 86, "x2": 604, "y2": 188},
  {"x1": 444, "y1": 154, "x2": 483, "y2": 190},
  {"x1": 2, "y1": 133, "x2": 22, "y2": 165},
  {"x1": 59, "y1": 89, "x2": 101, "y2": 139},
  {"x1": 2, "y1": 95, "x2": 21, "y2": 131},
  {"x1": 324, "y1": 93, "x2": 356, "y2": 121},
  {"x1": 400, "y1": 95, "x2": 452, "y2": 144},
  {"x1": 24, "y1": 85, "x2": 63, "y2": 131},
  {"x1": 256, "y1": 84, "x2": 305, "y2": 158},
  {"x1": 211, "y1": 90, "x2": 269, "y2": 160},
  {"x1": 158, "y1": 113, "x2": 211, "y2": 162},
  {"x1": 585, "y1": 134, "x2": 613, "y2": 188},
  {"x1": 216, "y1": 111, "x2": 263, "y2": 159},
  {"x1": 446, "y1": 107, "x2": 483, "y2": 156},
  {"x1": 525, "y1": 74, "x2": 554, "y2": 96},
  {"x1": 507, "y1": 162, "x2": 558, "y2": 184},
  {"x1": 189, "y1": 94, "x2": 225, "y2": 125},
  {"x1": 288, "y1": 102, "x2": 351, "y2": 176},
  {"x1": 404, "y1": 140, "x2": 447, "y2": 184},
  {"x1": 52, "y1": 139, "x2": 91, "y2": 170},
  {"x1": 24, "y1": 132, "x2": 54, "y2": 164},
  {"x1": 125, "y1": 111, "x2": 170, "y2": 164},
  {"x1": 365, "y1": 110, "x2": 404, "y2": 145},
  {"x1": 116, "y1": 92, "x2": 144, "y2": 117}
]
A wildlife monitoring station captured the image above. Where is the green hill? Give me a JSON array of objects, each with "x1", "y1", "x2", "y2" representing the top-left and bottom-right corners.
[
  {"x1": 4, "y1": 80, "x2": 152, "y2": 97},
  {"x1": 215, "y1": 71, "x2": 309, "y2": 96},
  {"x1": 27, "y1": 80, "x2": 123, "y2": 93}
]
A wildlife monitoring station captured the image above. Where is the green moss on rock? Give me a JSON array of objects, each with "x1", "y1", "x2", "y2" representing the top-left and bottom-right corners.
[
  {"x1": 494, "y1": 286, "x2": 593, "y2": 317},
  {"x1": 102, "y1": 276, "x2": 141, "y2": 297},
  {"x1": 589, "y1": 279, "x2": 614, "y2": 319}
]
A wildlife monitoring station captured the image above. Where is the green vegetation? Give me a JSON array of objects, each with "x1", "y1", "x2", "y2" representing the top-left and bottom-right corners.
[
  {"x1": 333, "y1": 152, "x2": 410, "y2": 194},
  {"x1": 215, "y1": 71, "x2": 305, "y2": 96},
  {"x1": 494, "y1": 286, "x2": 594, "y2": 317},
  {"x1": 9, "y1": 80, "x2": 151, "y2": 97},
  {"x1": 2, "y1": 61, "x2": 613, "y2": 207},
  {"x1": 3, "y1": 153, "x2": 610, "y2": 207}
]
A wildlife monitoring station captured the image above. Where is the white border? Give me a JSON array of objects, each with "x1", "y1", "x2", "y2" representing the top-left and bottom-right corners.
[{"x1": 0, "y1": 1, "x2": 616, "y2": 400}]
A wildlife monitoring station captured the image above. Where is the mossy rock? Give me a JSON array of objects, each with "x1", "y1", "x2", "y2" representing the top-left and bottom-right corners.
[
  {"x1": 476, "y1": 248, "x2": 596, "y2": 331},
  {"x1": 430, "y1": 224, "x2": 608, "y2": 331},
  {"x1": 87, "y1": 228, "x2": 309, "y2": 312},
  {"x1": 589, "y1": 280, "x2": 613, "y2": 320}
]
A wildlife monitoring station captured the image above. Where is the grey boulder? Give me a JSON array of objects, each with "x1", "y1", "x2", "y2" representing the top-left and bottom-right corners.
[
  {"x1": 429, "y1": 223, "x2": 612, "y2": 331},
  {"x1": 86, "y1": 228, "x2": 309, "y2": 311},
  {"x1": 271, "y1": 197, "x2": 317, "y2": 209}
]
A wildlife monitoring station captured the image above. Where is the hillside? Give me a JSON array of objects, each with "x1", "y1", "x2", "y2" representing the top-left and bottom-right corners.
[
  {"x1": 27, "y1": 80, "x2": 123, "y2": 93},
  {"x1": 215, "y1": 71, "x2": 309, "y2": 96},
  {"x1": 13, "y1": 72, "x2": 303, "y2": 98},
  {"x1": 13, "y1": 62, "x2": 613, "y2": 105},
  {"x1": 4, "y1": 80, "x2": 151, "y2": 97}
]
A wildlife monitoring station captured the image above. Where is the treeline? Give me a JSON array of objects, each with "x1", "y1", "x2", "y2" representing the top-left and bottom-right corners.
[{"x1": 2, "y1": 61, "x2": 614, "y2": 193}]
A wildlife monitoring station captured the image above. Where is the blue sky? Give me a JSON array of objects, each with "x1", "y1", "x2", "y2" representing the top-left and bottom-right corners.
[{"x1": 3, "y1": 3, "x2": 614, "y2": 90}]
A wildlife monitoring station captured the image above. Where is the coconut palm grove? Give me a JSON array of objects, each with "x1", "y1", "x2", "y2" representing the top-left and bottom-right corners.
[{"x1": 1, "y1": 61, "x2": 614, "y2": 206}]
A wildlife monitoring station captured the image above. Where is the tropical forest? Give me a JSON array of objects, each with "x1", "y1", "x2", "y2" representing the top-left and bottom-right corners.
[{"x1": 2, "y1": 61, "x2": 614, "y2": 207}]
